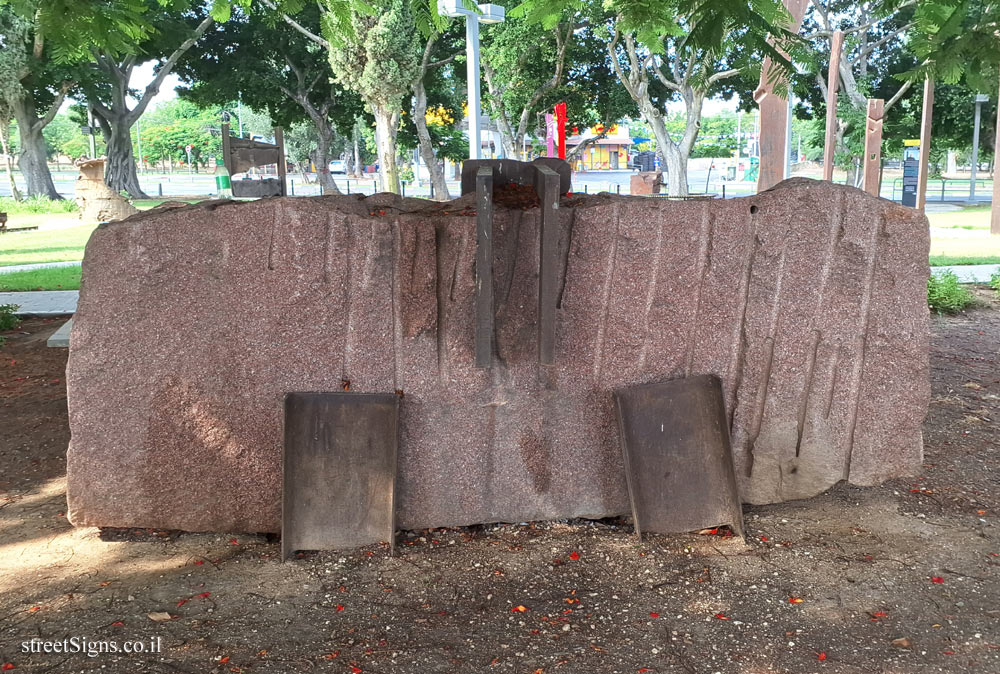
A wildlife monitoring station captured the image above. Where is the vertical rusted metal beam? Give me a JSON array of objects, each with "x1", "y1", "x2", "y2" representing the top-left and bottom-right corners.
[
  {"x1": 863, "y1": 99, "x2": 884, "y2": 197},
  {"x1": 534, "y1": 164, "x2": 560, "y2": 365},
  {"x1": 475, "y1": 166, "x2": 494, "y2": 368},
  {"x1": 754, "y1": 0, "x2": 809, "y2": 193},
  {"x1": 916, "y1": 78, "x2": 934, "y2": 213},
  {"x1": 822, "y1": 31, "x2": 844, "y2": 182}
]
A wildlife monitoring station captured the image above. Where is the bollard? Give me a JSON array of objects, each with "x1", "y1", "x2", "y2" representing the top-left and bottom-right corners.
[
  {"x1": 941, "y1": 180, "x2": 945, "y2": 202},
  {"x1": 401, "y1": 182, "x2": 406, "y2": 198},
  {"x1": 616, "y1": 184, "x2": 620, "y2": 195},
  {"x1": 158, "y1": 183, "x2": 163, "y2": 197},
  {"x1": 291, "y1": 180, "x2": 295, "y2": 196},
  {"x1": 722, "y1": 184, "x2": 726, "y2": 199},
  {"x1": 430, "y1": 181, "x2": 435, "y2": 200},
  {"x1": 584, "y1": 184, "x2": 588, "y2": 194},
  {"x1": 346, "y1": 180, "x2": 351, "y2": 195}
]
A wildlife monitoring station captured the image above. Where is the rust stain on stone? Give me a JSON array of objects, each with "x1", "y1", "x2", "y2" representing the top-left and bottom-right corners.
[{"x1": 518, "y1": 428, "x2": 552, "y2": 495}]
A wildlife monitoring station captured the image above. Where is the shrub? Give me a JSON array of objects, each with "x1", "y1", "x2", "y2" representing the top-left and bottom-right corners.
[
  {"x1": 0, "y1": 196, "x2": 78, "y2": 215},
  {"x1": 990, "y1": 272, "x2": 1000, "y2": 298},
  {"x1": 0, "y1": 304, "x2": 21, "y2": 346},
  {"x1": 927, "y1": 270, "x2": 974, "y2": 314}
]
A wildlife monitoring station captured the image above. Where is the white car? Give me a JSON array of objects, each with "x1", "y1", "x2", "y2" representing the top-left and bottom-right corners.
[{"x1": 328, "y1": 160, "x2": 346, "y2": 174}]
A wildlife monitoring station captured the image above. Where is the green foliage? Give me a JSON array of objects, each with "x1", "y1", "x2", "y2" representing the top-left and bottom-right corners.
[
  {"x1": 134, "y1": 100, "x2": 223, "y2": 167},
  {"x1": 927, "y1": 269, "x2": 974, "y2": 314},
  {"x1": 325, "y1": 0, "x2": 422, "y2": 111},
  {"x1": 0, "y1": 302, "x2": 19, "y2": 345},
  {"x1": 901, "y1": 0, "x2": 1000, "y2": 87},
  {"x1": 0, "y1": 303, "x2": 20, "y2": 330},
  {"x1": 990, "y1": 273, "x2": 1000, "y2": 299},
  {"x1": 0, "y1": 195, "x2": 77, "y2": 214},
  {"x1": 690, "y1": 144, "x2": 730, "y2": 158}
]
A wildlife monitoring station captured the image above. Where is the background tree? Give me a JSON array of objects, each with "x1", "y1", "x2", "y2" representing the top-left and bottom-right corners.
[
  {"x1": 516, "y1": 0, "x2": 797, "y2": 195},
  {"x1": 177, "y1": 5, "x2": 364, "y2": 194},
  {"x1": 80, "y1": 7, "x2": 214, "y2": 198},
  {"x1": 323, "y1": 0, "x2": 423, "y2": 194}
]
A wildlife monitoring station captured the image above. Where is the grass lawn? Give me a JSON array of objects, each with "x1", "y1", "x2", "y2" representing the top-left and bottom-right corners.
[
  {"x1": 0, "y1": 266, "x2": 81, "y2": 291},
  {"x1": 926, "y1": 205, "x2": 1000, "y2": 265},
  {"x1": 0, "y1": 222, "x2": 98, "y2": 267}
]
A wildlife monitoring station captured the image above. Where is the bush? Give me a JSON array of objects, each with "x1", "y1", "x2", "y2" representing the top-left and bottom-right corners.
[
  {"x1": 0, "y1": 196, "x2": 78, "y2": 215},
  {"x1": 991, "y1": 272, "x2": 1000, "y2": 298},
  {"x1": 0, "y1": 304, "x2": 21, "y2": 346},
  {"x1": 927, "y1": 270, "x2": 975, "y2": 314}
]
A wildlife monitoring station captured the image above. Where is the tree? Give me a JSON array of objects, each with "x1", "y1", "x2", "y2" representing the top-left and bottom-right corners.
[
  {"x1": 481, "y1": 1, "x2": 575, "y2": 160},
  {"x1": 324, "y1": 0, "x2": 423, "y2": 194},
  {"x1": 515, "y1": 0, "x2": 797, "y2": 195},
  {"x1": 176, "y1": 5, "x2": 364, "y2": 194},
  {"x1": 0, "y1": 7, "x2": 73, "y2": 199},
  {"x1": 80, "y1": 7, "x2": 214, "y2": 198}
]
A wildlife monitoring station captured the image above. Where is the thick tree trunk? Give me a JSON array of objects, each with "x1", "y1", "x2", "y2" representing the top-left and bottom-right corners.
[
  {"x1": 311, "y1": 122, "x2": 341, "y2": 195},
  {"x1": 11, "y1": 98, "x2": 61, "y2": 200},
  {"x1": 102, "y1": 118, "x2": 148, "y2": 199},
  {"x1": 353, "y1": 127, "x2": 363, "y2": 179},
  {"x1": 0, "y1": 119, "x2": 23, "y2": 201},
  {"x1": 641, "y1": 104, "x2": 690, "y2": 197},
  {"x1": 373, "y1": 105, "x2": 401, "y2": 194},
  {"x1": 412, "y1": 79, "x2": 449, "y2": 200}
]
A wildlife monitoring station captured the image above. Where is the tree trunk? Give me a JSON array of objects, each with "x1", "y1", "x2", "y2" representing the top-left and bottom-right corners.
[
  {"x1": 311, "y1": 122, "x2": 341, "y2": 195},
  {"x1": 353, "y1": 126, "x2": 363, "y2": 179},
  {"x1": 11, "y1": 98, "x2": 61, "y2": 200},
  {"x1": 641, "y1": 104, "x2": 690, "y2": 197},
  {"x1": 373, "y1": 105, "x2": 401, "y2": 194},
  {"x1": 412, "y1": 78, "x2": 450, "y2": 200},
  {"x1": 0, "y1": 118, "x2": 23, "y2": 201},
  {"x1": 101, "y1": 117, "x2": 148, "y2": 198}
]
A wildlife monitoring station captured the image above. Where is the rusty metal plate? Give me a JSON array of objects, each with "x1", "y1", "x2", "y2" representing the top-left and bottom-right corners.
[
  {"x1": 282, "y1": 392, "x2": 399, "y2": 560},
  {"x1": 475, "y1": 166, "x2": 495, "y2": 368},
  {"x1": 614, "y1": 375, "x2": 744, "y2": 540}
]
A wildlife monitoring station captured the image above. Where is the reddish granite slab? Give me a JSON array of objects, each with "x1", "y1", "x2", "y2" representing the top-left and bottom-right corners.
[{"x1": 66, "y1": 179, "x2": 930, "y2": 532}]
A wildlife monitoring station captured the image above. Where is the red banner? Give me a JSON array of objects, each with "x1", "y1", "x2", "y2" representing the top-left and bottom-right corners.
[{"x1": 554, "y1": 102, "x2": 567, "y2": 160}]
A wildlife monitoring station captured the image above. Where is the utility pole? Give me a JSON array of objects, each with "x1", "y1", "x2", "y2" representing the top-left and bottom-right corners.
[{"x1": 970, "y1": 93, "x2": 988, "y2": 202}]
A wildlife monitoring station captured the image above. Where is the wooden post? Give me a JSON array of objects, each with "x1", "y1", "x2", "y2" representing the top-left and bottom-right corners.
[
  {"x1": 274, "y1": 126, "x2": 288, "y2": 197},
  {"x1": 992, "y1": 72, "x2": 1000, "y2": 235},
  {"x1": 916, "y1": 78, "x2": 934, "y2": 212},
  {"x1": 754, "y1": 0, "x2": 809, "y2": 193},
  {"x1": 863, "y1": 99, "x2": 884, "y2": 196},
  {"x1": 822, "y1": 31, "x2": 844, "y2": 181}
]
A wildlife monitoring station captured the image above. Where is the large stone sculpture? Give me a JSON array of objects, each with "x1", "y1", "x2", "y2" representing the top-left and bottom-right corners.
[
  {"x1": 74, "y1": 159, "x2": 139, "y2": 223},
  {"x1": 66, "y1": 178, "x2": 930, "y2": 533}
]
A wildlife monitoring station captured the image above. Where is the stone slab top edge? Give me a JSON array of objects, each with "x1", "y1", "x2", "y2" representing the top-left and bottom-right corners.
[{"x1": 104, "y1": 177, "x2": 926, "y2": 230}]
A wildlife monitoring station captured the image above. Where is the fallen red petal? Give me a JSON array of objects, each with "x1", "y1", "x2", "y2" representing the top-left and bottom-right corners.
[
  {"x1": 931, "y1": 576, "x2": 945, "y2": 584},
  {"x1": 713, "y1": 613, "x2": 730, "y2": 620},
  {"x1": 569, "y1": 551, "x2": 580, "y2": 561},
  {"x1": 3, "y1": 664, "x2": 15, "y2": 671},
  {"x1": 817, "y1": 652, "x2": 827, "y2": 661},
  {"x1": 512, "y1": 605, "x2": 528, "y2": 613},
  {"x1": 336, "y1": 605, "x2": 345, "y2": 611},
  {"x1": 789, "y1": 597, "x2": 804, "y2": 604},
  {"x1": 219, "y1": 656, "x2": 229, "y2": 664},
  {"x1": 649, "y1": 612, "x2": 659, "y2": 618}
]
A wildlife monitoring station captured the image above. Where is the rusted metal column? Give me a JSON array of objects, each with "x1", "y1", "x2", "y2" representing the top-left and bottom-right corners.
[
  {"x1": 863, "y1": 99, "x2": 884, "y2": 197},
  {"x1": 754, "y1": 0, "x2": 809, "y2": 193},
  {"x1": 916, "y1": 78, "x2": 934, "y2": 212},
  {"x1": 822, "y1": 31, "x2": 844, "y2": 182},
  {"x1": 534, "y1": 165, "x2": 560, "y2": 365},
  {"x1": 475, "y1": 166, "x2": 494, "y2": 367},
  {"x1": 992, "y1": 73, "x2": 1000, "y2": 235}
]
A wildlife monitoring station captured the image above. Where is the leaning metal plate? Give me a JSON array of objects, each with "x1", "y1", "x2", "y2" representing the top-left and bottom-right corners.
[
  {"x1": 614, "y1": 375, "x2": 744, "y2": 541},
  {"x1": 282, "y1": 392, "x2": 399, "y2": 561}
]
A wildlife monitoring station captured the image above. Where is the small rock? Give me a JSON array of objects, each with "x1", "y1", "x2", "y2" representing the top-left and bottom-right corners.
[{"x1": 891, "y1": 637, "x2": 913, "y2": 649}]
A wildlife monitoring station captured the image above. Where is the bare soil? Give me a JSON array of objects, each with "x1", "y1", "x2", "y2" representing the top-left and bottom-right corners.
[{"x1": 0, "y1": 296, "x2": 998, "y2": 674}]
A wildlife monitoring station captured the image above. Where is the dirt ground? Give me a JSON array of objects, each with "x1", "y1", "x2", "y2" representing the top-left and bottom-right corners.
[{"x1": 1, "y1": 294, "x2": 998, "y2": 674}]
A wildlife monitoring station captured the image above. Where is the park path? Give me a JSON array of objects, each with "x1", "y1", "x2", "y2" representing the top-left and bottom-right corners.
[{"x1": 0, "y1": 261, "x2": 82, "y2": 274}]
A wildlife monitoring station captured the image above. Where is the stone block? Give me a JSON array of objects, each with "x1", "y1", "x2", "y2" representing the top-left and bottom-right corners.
[{"x1": 66, "y1": 179, "x2": 930, "y2": 533}]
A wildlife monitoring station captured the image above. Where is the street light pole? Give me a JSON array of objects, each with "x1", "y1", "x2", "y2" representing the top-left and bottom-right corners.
[
  {"x1": 438, "y1": 1, "x2": 505, "y2": 161},
  {"x1": 466, "y1": 15, "x2": 481, "y2": 159},
  {"x1": 970, "y1": 93, "x2": 988, "y2": 202}
]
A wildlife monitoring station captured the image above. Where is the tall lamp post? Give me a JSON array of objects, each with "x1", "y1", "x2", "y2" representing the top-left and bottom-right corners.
[
  {"x1": 970, "y1": 93, "x2": 988, "y2": 202},
  {"x1": 438, "y1": 0, "x2": 505, "y2": 160}
]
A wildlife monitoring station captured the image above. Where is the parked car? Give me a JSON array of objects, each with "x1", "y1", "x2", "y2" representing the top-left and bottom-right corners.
[{"x1": 329, "y1": 159, "x2": 346, "y2": 174}]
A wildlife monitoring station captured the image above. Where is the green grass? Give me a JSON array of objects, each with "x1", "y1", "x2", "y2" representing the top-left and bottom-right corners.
[
  {"x1": 0, "y1": 195, "x2": 79, "y2": 215},
  {"x1": 929, "y1": 255, "x2": 1000, "y2": 266},
  {"x1": 0, "y1": 266, "x2": 81, "y2": 291},
  {"x1": 925, "y1": 205, "x2": 991, "y2": 230},
  {"x1": 0, "y1": 223, "x2": 97, "y2": 267}
]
